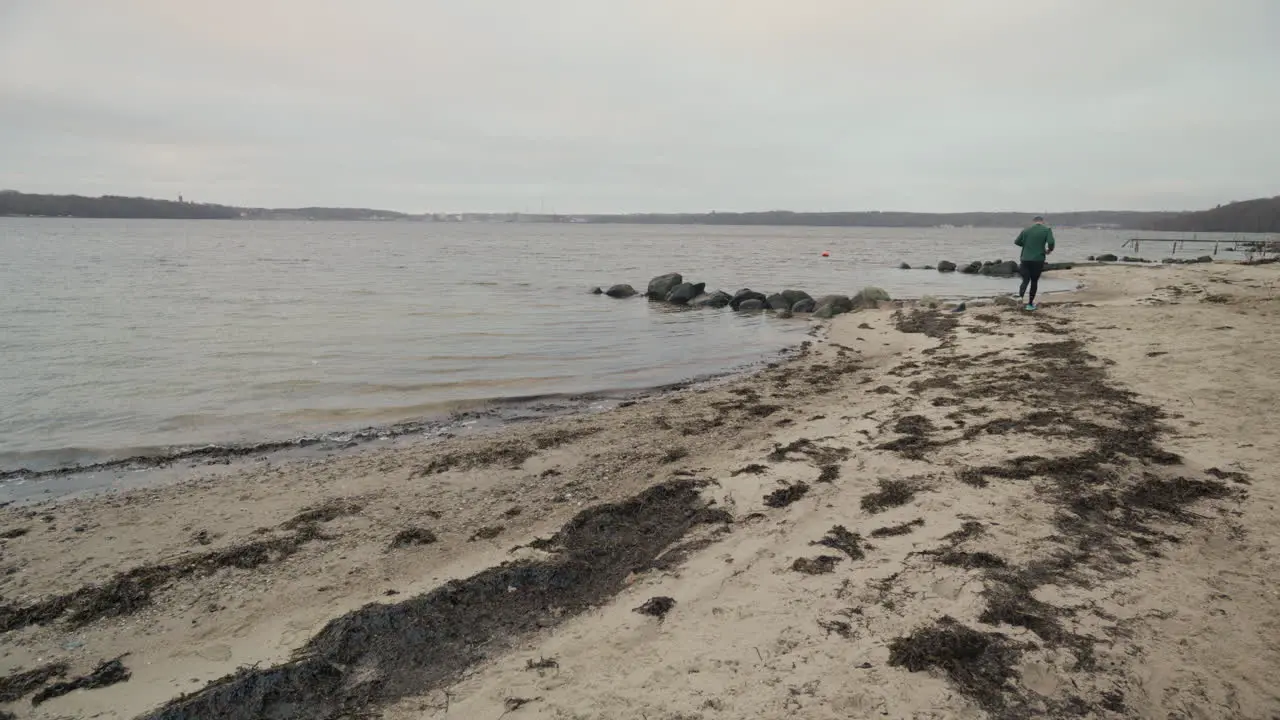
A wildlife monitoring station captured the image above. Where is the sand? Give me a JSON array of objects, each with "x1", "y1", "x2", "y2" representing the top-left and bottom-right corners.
[{"x1": 1, "y1": 262, "x2": 1278, "y2": 719}]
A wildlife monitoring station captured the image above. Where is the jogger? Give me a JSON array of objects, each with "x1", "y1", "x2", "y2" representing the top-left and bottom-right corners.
[
  {"x1": 1014, "y1": 216, "x2": 1056, "y2": 310},
  {"x1": 1018, "y1": 259, "x2": 1045, "y2": 305}
]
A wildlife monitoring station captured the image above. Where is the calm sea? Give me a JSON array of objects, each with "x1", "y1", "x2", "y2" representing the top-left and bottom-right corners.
[{"x1": 0, "y1": 219, "x2": 1240, "y2": 481}]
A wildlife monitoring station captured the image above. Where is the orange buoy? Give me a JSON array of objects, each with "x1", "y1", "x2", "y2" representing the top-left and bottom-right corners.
[{"x1": 821, "y1": 251, "x2": 830, "y2": 257}]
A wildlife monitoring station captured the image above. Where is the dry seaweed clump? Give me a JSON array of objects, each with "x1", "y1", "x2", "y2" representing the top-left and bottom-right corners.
[
  {"x1": 633, "y1": 596, "x2": 676, "y2": 619},
  {"x1": 0, "y1": 662, "x2": 68, "y2": 703},
  {"x1": 861, "y1": 479, "x2": 918, "y2": 513},
  {"x1": 878, "y1": 416, "x2": 949, "y2": 460},
  {"x1": 387, "y1": 527, "x2": 438, "y2": 550},
  {"x1": 888, "y1": 617, "x2": 1024, "y2": 714},
  {"x1": 870, "y1": 518, "x2": 925, "y2": 538},
  {"x1": 894, "y1": 309, "x2": 959, "y2": 338},
  {"x1": 281, "y1": 499, "x2": 363, "y2": 530},
  {"x1": 32, "y1": 658, "x2": 131, "y2": 706},
  {"x1": 816, "y1": 464, "x2": 840, "y2": 483},
  {"x1": 792, "y1": 555, "x2": 842, "y2": 575},
  {"x1": 139, "y1": 479, "x2": 723, "y2": 720},
  {"x1": 811, "y1": 525, "x2": 865, "y2": 559},
  {"x1": 0, "y1": 520, "x2": 336, "y2": 632},
  {"x1": 763, "y1": 482, "x2": 810, "y2": 508}
]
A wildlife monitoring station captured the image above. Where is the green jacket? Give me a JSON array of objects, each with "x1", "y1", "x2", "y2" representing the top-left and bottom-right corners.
[{"x1": 1015, "y1": 223, "x2": 1056, "y2": 262}]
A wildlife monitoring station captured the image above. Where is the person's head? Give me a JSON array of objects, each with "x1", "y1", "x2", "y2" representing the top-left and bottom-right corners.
[{"x1": 1033, "y1": 215, "x2": 1045, "y2": 224}]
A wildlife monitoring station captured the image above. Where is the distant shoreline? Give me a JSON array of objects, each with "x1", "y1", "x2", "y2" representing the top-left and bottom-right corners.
[{"x1": 5, "y1": 189, "x2": 1276, "y2": 231}]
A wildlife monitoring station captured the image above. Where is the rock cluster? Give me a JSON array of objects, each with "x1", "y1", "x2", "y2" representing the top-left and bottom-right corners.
[
  {"x1": 924, "y1": 259, "x2": 1073, "y2": 277},
  {"x1": 1084, "y1": 254, "x2": 1213, "y2": 265},
  {"x1": 597, "y1": 272, "x2": 891, "y2": 319}
]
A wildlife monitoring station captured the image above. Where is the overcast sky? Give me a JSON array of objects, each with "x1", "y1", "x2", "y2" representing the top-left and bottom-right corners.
[{"x1": 1, "y1": 1, "x2": 1276, "y2": 213}]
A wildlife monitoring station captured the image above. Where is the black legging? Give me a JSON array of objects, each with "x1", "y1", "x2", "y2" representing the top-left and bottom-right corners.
[{"x1": 1019, "y1": 260, "x2": 1045, "y2": 303}]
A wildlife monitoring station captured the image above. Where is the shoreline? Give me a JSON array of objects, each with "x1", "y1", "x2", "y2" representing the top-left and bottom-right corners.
[
  {"x1": 1, "y1": 270, "x2": 1085, "y2": 500},
  {"x1": 0, "y1": 341, "x2": 812, "y2": 505},
  {"x1": 1, "y1": 262, "x2": 1277, "y2": 719}
]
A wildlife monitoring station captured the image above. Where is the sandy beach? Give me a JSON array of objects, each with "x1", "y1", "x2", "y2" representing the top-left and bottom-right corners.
[{"x1": 2, "y1": 262, "x2": 1278, "y2": 719}]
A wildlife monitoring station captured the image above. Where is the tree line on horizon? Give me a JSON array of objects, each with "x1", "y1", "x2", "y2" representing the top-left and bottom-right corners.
[
  {"x1": 1150, "y1": 196, "x2": 1280, "y2": 233},
  {"x1": 1, "y1": 190, "x2": 1276, "y2": 233}
]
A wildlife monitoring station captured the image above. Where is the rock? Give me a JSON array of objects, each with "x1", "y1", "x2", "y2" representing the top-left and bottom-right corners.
[
  {"x1": 1196, "y1": 255, "x2": 1214, "y2": 263},
  {"x1": 1097, "y1": 254, "x2": 1118, "y2": 262},
  {"x1": 665, "y1": 282, "x2": 704, "y2": 305},
  {"x1": 952, "y1": 302, "x2": 967, "y2": 313},
  {"x1": 1043, "y1": 262, "x2": 1074, "y2": 271},
  {"x1": 691, "y1": 290, "x2": 733, "y2": 308},
  {"x1": 857, "y1": 286, "x2": 891, "y2": 302},
  {"x1": 850, "y1": 286, "x2": 890, "y2": 311},
  {"x1": 961, "y1": 261, "x2": 982, "y2": 274},
  {"x1": 604, "y1": 284, "x2": 636, "y2": 298},
  {"x1": 899, "y1": 262, "x2": 912, "y2": 270},
  {"x1": 791, "y1": 298, "x2": 817, "y2": 313},
  {"x1": 815, "y1": 294, "x2": 854, "y2": 314},
  {"x1": 765, "y1": 293, "x2": 792, "y2": 311},
  {"x1": 813, "y1": 294, "x2": 854, "y2": 319},
  {"x1": 990, "y1": 260, "x2": 1018, "y2": 277},
  {"x1": 1161, "y1": 257, "x2": 1177, "y2": 264},
  {"x1": 1087, "y1": 255, "x2": 1096, "y2": 261},
  {"x1": 646, "y1": 273, "x2": 683, "y2": 300},
  {"x1": 780, "y1": 289, "x2": 812, "y2": 305},
  {"x1": 730, "y1": 289, "x2": 767, "y2": 310},
  {"x1": 1121, "y1": 256, "x2": 1143, "y2": 263},
  {"x1": 937, "y1": 261, "x2": 957, "y2": 273},
  {"x1": 777, "y1": 309, "x2": 794, "y2": 319},
  {"x1": 737, "y1": 299, "x2": 765, "y2": 311},
  {"x1": 922, "y1": 265, "x2": 935, "y2": 270},
  {"x1": 590, "y1": 287, "x2": 603, "y2": 295}
]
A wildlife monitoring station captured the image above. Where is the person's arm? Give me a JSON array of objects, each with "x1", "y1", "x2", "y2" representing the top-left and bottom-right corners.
[
  {"x1": 1015, "y1": 229, "x2": 1025, "y2": 247},
  {"x1": 1046, "y1": 228, "x2": 1056, "y2": 255}
]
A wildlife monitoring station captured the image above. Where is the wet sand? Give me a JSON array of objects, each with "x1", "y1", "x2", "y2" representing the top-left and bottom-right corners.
[{"x1": 2, "y1": 262, "x2": 1278, "y2": 719}]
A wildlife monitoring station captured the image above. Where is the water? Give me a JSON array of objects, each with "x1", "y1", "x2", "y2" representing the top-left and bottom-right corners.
[{"x1": 0, "y1": 219, "x2": 1243, "y2": 476}]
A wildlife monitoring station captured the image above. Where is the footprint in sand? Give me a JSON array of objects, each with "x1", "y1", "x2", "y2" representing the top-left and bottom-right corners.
[
  {"x1": 1018, "y1": 658, "x2": 1060, "y2": 695},
  {"x1": 195, "y1": 643, "x2": 232, "y2": 662}
]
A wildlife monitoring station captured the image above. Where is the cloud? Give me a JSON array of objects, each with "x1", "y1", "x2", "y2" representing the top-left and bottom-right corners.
[{"x1": 1, "y1": 0, "x2": 1277, "y2": 211}]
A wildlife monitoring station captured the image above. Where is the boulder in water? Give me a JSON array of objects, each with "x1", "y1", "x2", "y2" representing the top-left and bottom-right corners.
[
  {"x1": 605, "y1": 284, "x2": 637, "y2": 298},
  {"x1": 730, "y1": 289, "x2": 767, "y2": 310},
  {"x1": 665, "y1": 282, "x2": 704, "y2": 305},
  {"x1": 590, "y1": 287, "x2": 604, "y2": 295},
  {"x1": 937, "y1": 261, "x2": 957, "y2": 273},
  {"x1": 691, "y1": 290, "x2": 733, "y2": 308},
  {"x1": 737, "y1": 298, "x2": 766, "y2": 311},
  {"x1": 647, "y1": 273, "x2": 683, "y2": 300},
  {"x1": 1097, "y1": 254, "x2": 1118, "y2": 262},
  {"x1": 961, "y1": 261, "x2": 982, "y2": 274},
  {"x1": 766, "y1": 293, "x2": 792, "y2": 311},
  {"x1": 791, "y1": 298, "x2": 817, "y2": 313},
  {"x1": 1196, "y1": 255, "x2": 1214, "y2": 263},
  {"x1": 780, "y1": 289, "x2": 812, "y2": 306},
  {"x1": 994, "y1": 260, "x2": 1019, "y2": 277},
  {"x1": 899, "y1": 262, "x2": 912, "y2": 270}
]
